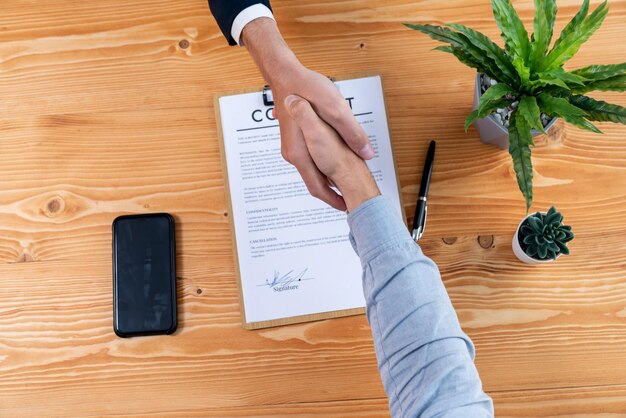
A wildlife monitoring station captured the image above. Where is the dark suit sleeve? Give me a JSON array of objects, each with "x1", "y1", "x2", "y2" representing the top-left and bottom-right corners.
[{"x1": 208, "y1": 0, "x2": 273, "y2": 46}]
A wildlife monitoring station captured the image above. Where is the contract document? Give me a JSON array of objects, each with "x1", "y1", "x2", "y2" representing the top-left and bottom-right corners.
[{"x1": 216, "y1": 75, "x2": 404, "y2": 329}]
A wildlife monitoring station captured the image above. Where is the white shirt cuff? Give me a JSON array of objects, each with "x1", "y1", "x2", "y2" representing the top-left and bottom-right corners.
[{"x1": 231, "y1": 4, "x2": 275, "y2": 46}]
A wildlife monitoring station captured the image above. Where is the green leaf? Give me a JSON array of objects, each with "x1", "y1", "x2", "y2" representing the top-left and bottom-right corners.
[
  {"x1": 537, "y1": 93, "x2": 587, "y2": 117},
  {"x1": 465, "y1": 110, "x2": 480, "y2": 132},
  {"x1": 568, "y1": 115, "x2": 603, "y2": 133},
  {"x1": 572, "y1": 62, "x2": 626, "y2": 80},
  {"x1": 403, "y1": 23, "x2": 465, "y2": 46},
  {"x1": 529, "y1": 76, "x2": 570, "y2": 90},
  {"x1": 529, "y1": 0, "x2": 557, "y2": 69},
  {"x1": 512, "y1": 56, "x2": 531, "y2": 85},
  {"x1": 464, "y1": 97, "x2": 514, "y2": 131},
  {"x1": 529, "y1": 68, "x2": 589, "y2": 92},
  {"x1": 537, "y1": 68, "x2": 588, "y2": 86},
  {"x1": 470, "y1": 84, "x2": 516, "y2": 131},
  {"x1": 446, "y1": 46, "x2": 507, "y2": 83},
  {"x1": 562, "y1": 229, "x2": 575, "y2": 241},
  {"x1": 446, "y1": 23, "x2": 519, "y2": 86},
  {"x1": 556, "y1": 241, "x2": 570, "y2": 255},
  {"x1": 433, "y1": 45, "x2": 453, "y2": 53},
  {"x1": 550, "y1": 0, "x2": 590, "y2": 54},
  {"x1": 538, "y1": 93, "x2": 602, "y2": 133},
  {"x1": 569, "y1": 95, "x2": 626, "y2": 124},
  {"x1": 491, "y1": 0, "x2": 531, "y2": 63},
  {"x1": 526, "y1": 243, "x2": 539, "y2": 257},
  {"x1": 540, "y1": 0, "x2": 609, "y2": 70},
  {"x1": 479, "y1": 83, "x2": 515, "y2": 107},
  {"x1": 528, "y1": 215, "x2": 542, "y2": 231},
  {"x1": 508, "y1": 110, "x2": 534, "y2": 211},
  {"x1": 404, "y1": 24, "x2": 512, "y2": 83},
  {"x1": 572, "y1": 75, "x2": 626, "y2": 93},
  {"x1": 448, "y1": 46, "x2": 483, "y2": 69},
  {"x1": 545, "y1": 207, "x2": 562, "y2": 224},
  {"x1": 540, "y1": 85, "x2": 572, "y2": 97},
  {"x1": 518, "y1": 96, "x2": 545, "y2": 133}
]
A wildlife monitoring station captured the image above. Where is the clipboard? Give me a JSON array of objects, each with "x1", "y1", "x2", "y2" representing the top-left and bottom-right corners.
[{"x1": 214, "y1": 72, "x2": 406, "y2": 330}]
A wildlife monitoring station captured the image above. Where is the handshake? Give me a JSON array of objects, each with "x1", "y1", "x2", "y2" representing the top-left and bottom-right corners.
[
  {"x1": 281, "y1": 93, "x2": 380, "y2": 213},
  {"x1": 243, "y1": 17, "x2": 380, "y2": 213}
]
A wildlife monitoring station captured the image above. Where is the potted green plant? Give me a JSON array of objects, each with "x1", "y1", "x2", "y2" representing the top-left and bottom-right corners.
[
  {"x1": 405, "y1": 0, "x2": 626, "y2": 210},
  {"x1": 512, "y1": 206, "x2": 574, "y2": 263}
]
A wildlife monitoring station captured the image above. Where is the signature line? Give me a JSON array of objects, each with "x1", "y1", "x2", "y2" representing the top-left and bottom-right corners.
[{"x1": 257, "y1": 268, "x2": 314, "y2": 288}]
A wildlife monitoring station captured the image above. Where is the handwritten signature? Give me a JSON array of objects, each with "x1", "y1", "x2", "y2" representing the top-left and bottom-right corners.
[{"x1": 258, "y1": 268, "x2": 313, "y2": 289}]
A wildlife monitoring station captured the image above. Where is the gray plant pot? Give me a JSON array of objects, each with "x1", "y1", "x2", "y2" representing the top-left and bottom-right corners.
[{"x1": 472, "y1": 73, "x2": 558, "y2": 149}]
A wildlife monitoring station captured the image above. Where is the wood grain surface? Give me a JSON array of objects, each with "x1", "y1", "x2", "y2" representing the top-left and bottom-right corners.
[{"x1": 1, "y1": 0, "x2": 625, "y2": 416}]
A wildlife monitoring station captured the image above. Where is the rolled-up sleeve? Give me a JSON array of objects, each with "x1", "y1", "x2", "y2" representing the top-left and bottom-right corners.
[{"x1": 348, "y1": 196, "x2": 493, "y2": 418}]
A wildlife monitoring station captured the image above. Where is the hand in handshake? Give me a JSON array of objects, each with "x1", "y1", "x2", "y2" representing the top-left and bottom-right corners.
[{"x1": 284, "y1": 95, "x2": 380, "y2": 212}]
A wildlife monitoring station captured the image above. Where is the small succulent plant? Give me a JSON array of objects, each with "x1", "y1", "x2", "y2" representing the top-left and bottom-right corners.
[
  {"x1": 405, "y1": 0, "x2": 626, "y2": 211},
  {"x1": 520, "y1": 206, "x2": 574, "y2": 260}
]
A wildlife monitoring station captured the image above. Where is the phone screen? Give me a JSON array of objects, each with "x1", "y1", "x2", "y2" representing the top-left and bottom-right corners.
[{"x1": 113, "y1": 214, "x2": 176, "y2": 337}]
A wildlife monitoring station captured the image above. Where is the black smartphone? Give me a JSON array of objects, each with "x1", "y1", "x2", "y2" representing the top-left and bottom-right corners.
[{"x1": 112, "y1": 213, "x2": 177, "y2": 337}]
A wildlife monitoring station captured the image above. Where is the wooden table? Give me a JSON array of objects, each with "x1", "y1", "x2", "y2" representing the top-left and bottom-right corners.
[{"x1": 1, "y1": 0, "x2": 625, "y2": 416}]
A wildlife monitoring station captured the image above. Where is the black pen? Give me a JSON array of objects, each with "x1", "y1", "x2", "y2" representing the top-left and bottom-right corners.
[{"x1": 412, "y1": 140, "x2": 436, "y2": 242}]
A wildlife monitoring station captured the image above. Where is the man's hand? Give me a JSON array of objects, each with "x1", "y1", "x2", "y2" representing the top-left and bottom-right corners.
[
  {"x1": 242, "y1": 18, "x2": 374, "y2": 211},
  {"x1": 284, "y1": 95, "x2": 380, "y2": 212}
]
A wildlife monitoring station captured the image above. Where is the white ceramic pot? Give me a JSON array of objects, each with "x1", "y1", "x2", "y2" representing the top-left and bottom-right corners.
[
  {"x1": 512, "y1": 212, "x2": 561, "y2": 264},
  {"x1": 473, "y1": 74, "x2": 559, "y2": 149}
]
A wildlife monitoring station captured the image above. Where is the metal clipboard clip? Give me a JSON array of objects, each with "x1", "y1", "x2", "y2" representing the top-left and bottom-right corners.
[
  {"x1": 262, "y1": 77, "x2": 337, "y2": 107},
  {"x1": 262, "y1": 85, "x2": 274, "y2": 106}
]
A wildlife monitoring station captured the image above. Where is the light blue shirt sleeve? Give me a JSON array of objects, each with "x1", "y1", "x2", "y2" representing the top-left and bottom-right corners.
[{"x1": 347, "y1": 196, "x2": 494, "y2": 418}]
